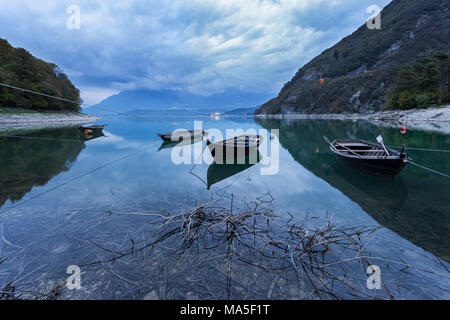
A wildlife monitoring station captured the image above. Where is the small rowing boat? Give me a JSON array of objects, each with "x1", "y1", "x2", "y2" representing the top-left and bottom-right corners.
[
  {"x1": 157, "y1": 130, "x2": 207, "y2": 141},
  {"x1": 158, "y1": 134, "x2": 204, "y2": 151},
  {"x1": 207, "y1": 135, "x2": 263, "y2": 164},
  {"x1": 324, "y1": 136, "x2": 410, "y2": 178}
]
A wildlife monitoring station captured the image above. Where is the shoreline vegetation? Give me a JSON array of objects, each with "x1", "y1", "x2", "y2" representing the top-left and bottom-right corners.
[
  {"x1": 0, "y1": 38, "x2": 81, "y2": 112},
  {"x1": 253, "y1": 105, "x2": 450, "y2": 133},
  {"x1": 253, "y1": 105, "x2": 450, "y2": 121},
  {"x1": 1, "y1": 105, "x2": 449, "y2": 133}
]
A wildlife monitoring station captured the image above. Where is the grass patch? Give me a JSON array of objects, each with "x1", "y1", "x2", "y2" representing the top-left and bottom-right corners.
[
  {"x1": 0, "y1": 107, "x2": 88, "y2": 116},
  {"x1": 434, "y1": 103, "x2": 450, "y2": 109},
  {"x1": 0, "y1": 107, "x2": 39, "y2": 114}
]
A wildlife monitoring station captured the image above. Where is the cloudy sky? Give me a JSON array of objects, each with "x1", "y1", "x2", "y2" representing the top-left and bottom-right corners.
[{"x1": 0, "y1": 0, "x2": 390, "y2": 104}]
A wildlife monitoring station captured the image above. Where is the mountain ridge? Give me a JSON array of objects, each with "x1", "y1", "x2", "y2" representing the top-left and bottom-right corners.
[{"x1": 256, "y1": 0, "x2": 450, "y2": 115}]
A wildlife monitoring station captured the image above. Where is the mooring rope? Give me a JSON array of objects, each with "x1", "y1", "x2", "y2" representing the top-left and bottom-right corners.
[
  {"x1": 389, "y1": 145, "x2": 450, "y2": 153},
  {"x1": 188, "y1": 141, "x2": 209, "y2": 187},
  {"x1": 0, "y1": 145, "x2": 156, "y2": 215},
  {"x1": 0, "y1": 82, "x2": 85, "y2": 105},
  {"x1": 407, "y1": 160, "x2": 450, "y2": 178}
]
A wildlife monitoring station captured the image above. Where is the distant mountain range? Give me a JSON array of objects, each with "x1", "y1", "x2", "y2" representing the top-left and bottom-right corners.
[
  {"x1": 256, "y1": 0, "x2": 450, "y2": 115},
  {"x1": 225, "y1": 106, "x2": 258, "y2": 115},
  {"x1": 85, "y1": 88, "x2": 272, "y2": 115}
]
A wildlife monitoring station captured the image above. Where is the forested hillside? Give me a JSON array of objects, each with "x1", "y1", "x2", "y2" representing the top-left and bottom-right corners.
[{"x1": 0, "y1": 38, "x2": 81, "y2": 112}]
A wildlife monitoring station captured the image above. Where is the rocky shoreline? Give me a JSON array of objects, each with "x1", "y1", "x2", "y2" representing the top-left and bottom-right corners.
[
  {"x1": 0, "y1": 112, "x2": 101, "y2": 131},
  {"x1": 254, "y1": 106, "x2": 450, "y2": 133},
  {"x1": 1, "y1": 106, "x2": 450, "y2": 134}
]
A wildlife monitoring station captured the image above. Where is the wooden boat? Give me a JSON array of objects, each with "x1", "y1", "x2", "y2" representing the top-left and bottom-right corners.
[
  {"x1": 79, "y1": 125, "x2": 106, "y2": 135},
  {"x1": 324, "y1": 136, "x2": 410, "y2": 178},
  {"x1": 157, "y1": 130, "x2": 207, "y2": 141},
  {"x1": 207, "y1": 135, "x2": 263, "y2": 164},
  {"x1": 158, "y1": 134, "x2": 203, "y2": 151}
]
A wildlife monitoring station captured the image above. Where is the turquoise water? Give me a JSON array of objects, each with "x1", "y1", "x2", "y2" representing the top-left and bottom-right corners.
[{"x1": 0, "y1": 115, "x2": 449, "y2": 299}]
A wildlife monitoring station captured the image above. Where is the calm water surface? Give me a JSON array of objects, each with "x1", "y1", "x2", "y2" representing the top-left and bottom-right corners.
[{"x1": 0, "y1": 115, "x2": 449, "y2": 299}]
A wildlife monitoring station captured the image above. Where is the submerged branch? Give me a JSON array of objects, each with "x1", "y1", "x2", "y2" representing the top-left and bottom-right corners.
[{"x1": 3, "y1": 192, "x2": 449, "y2": 300}]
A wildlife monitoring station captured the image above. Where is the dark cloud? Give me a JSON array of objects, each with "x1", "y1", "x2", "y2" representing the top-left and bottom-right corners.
[{"x1": 0, "y1": 0, "x2": 391, "y2": 103}]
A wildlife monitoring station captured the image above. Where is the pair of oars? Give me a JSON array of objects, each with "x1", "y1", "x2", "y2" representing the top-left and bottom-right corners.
[
  {"x1": 324, "y1": 135, "x2": 390, "y2": 157},
  {"x1": 323, "y1": 136, "x2": 362, "y2": 157}
]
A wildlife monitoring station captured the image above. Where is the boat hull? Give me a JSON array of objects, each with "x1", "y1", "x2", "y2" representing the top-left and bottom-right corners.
[
  {"x1": 334, "y1": 152, "x2": 407, "y2": 178},
  {"x1": 208, "y1": 135, "x2": 263, "y2": 164},
  {"x1": 324, "y1": 137, "x2": 410, "y2": 179},
  {"x1": 158, "y1": 135, "x2": 203, "y2": 151},
  {"x1": 158, "y1": 130, "x2": 206, "y2": 142}
]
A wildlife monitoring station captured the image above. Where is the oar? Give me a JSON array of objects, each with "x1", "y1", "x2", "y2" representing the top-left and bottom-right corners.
[
  {"x1": 323, "y1": 136, "x2": 338, "y2": 152},
  {"x1": 376, "y1": 135, "x2": 390, "y2": 156},
  {"x1": 324, "y1": 136, "x2": 361, "y2": 157}
]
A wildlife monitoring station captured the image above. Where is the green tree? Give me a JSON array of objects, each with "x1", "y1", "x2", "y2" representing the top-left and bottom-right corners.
[
  {"x1": 422, "y1": 61, "x2": 441, "y2": 89},
  {"x1": 398, "y1": 91, "x2": 417, "y2": 109},
  {"x1": 415, "y1": 94, "x2": 430, "y2": 109},
  {"x1": 0, "y1": 38, "x2": 81, "y2": 112},
  {"x1": 387, "y1": 52, "x2": 449, "y2": 110},
  {"x1": 396, "y1": 64, "x2": 419, "y2": 91}
]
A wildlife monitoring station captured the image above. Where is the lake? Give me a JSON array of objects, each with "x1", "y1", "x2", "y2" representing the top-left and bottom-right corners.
[{"x1": 0, "y1": 115, "x2": 449, "y2": 299}]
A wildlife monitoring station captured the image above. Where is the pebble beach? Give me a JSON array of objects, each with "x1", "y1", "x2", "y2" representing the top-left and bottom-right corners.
[
  {"x1": 254, "y1": 106, "x2": 450, "y2": 133},
  {"x1": 0, "y1": 112, "x2": 101, "y2": 131}
]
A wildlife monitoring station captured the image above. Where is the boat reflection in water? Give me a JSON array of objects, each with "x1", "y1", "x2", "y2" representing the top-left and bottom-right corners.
[
  {"x1": 255, "y1": 118, "x2": 450, "y2": 261},
  {"x1": 81, "y1": 131, "x2": 105, "y2": 141},
  {"x1": 207, "y1": 151, "x2": 262, "y2": 190}
]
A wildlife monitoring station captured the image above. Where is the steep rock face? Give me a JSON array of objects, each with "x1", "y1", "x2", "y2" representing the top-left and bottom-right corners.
[{"x1": 256, "y1": 0, "x2": 450, "y2": 115}]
